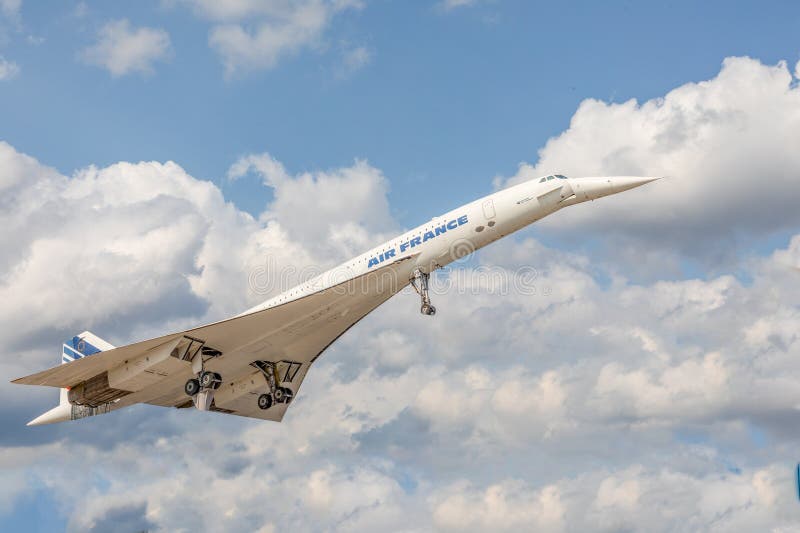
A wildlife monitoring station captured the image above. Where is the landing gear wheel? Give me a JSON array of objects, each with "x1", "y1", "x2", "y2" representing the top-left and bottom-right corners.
[
  {"x1": 184, "y1": 378, "x2": 200, "y2": 397},
  {"x1": 273, "y1": 387, "x2": 285, "y2": 403},
  {"x1": 200, "y1": 371, "x2": 215, "y2": 388},
  {"x1": 421, "y1": 304, "x2": 436, "y2": 316},
  {"x1": 280, "y1": 387, "x2": 294, "y2": 404},
  {"x1": 257, "y1": 393, "x2": 273, "y2": 410},
  {"x1": 199, "y1": 371, "x2": 222, "y2": 389}
]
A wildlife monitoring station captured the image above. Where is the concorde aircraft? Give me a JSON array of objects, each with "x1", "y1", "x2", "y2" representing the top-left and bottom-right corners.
[{"x1": 14, "y1": 174, "x2": 658, "y2": 425}]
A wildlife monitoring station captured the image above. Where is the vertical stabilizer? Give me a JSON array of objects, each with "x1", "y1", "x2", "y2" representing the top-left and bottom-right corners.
[
  {"x1": 27, "y1": 331, "x2": 115, "y2": 426},
  {"x1": 61, "y1": 331, "x2": 116, "y2": 364}
]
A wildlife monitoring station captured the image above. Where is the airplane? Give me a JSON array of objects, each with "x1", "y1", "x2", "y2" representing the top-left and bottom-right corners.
[{"x1": 13, "y1": 174, "x2": 659, "y2": 426}]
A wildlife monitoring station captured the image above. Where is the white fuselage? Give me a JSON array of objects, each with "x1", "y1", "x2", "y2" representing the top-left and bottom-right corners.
[{"x1": 245, "y1": 174, "x2": 657, "y2": 314}]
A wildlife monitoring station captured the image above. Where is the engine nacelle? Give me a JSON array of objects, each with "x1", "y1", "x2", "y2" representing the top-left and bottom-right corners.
[
  {"x1": 107, "y1": 338, "x2": 184, "y2": 391},
  {"x1": 213, "y1": 371, "x2": 267, "y2": 410}
]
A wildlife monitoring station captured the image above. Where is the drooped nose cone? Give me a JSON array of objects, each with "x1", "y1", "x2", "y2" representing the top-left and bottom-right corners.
[{"x1": 569, "y1": 176, "x2": 660, "y2": 201}]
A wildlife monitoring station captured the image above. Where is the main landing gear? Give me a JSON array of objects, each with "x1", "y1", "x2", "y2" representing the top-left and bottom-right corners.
[
  {"x1": 411, "y1": 268, "x2": 436, "y2": 316},
  {"x1": 178, "y1": 337, "x2": 224, "y2": 411},
  {"x1": 253, "y1": 361, "x2": 294, "y2": 410},
  {"x1": 184, "y1": 370, "x2": 222, "y2": 410},
  {"x1": 184, "y1": 370, "x2": 222, "y2": 396}
]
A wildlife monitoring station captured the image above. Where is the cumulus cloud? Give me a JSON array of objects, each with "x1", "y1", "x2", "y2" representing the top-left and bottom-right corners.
[
  {"x1": 0, "y1": 54, "x2": 17, "y2": 79},
  {"x1": 429, "y1": 465, "x2": 799, "y2": 532},
  {"x1": 592, "y1": 351, "x2": 730, "y2": 421},
  {"x1": 502, "y1": 57, "x2": 800, "y2": 267},
  {"x1": 580, "y1": 464, "x2": 796, "y2": 532},
  {"x1": 173, "y1": 0, "x2": 364, "y2": 77},
  {"x1": 0, "y1": 142, "x2": 397, "y2": 363},
  {"x1": 4, "y1": 56, "x2": 800, "y2": 531},
  {"x1": 80, "y1": 19, "x2": 172, "y2": 77},
  {"x1": 431, "y1": 479, "x2": 565, "y2": 531},
  {"x1": 228, "y1": 152, "x2": 397, "y2": 258}
]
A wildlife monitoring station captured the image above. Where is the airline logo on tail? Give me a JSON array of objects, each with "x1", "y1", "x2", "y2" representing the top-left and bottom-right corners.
[{"x1": 61, "y1": 332, "x2": 115, "y2": 363}]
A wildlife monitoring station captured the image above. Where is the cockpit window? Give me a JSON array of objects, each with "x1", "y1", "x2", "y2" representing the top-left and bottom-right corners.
[
  {"x1": 555, "y1": 174, "x2": 568, "y2": 179},
  {"x1": 546, "y1": 176, "x2": 555, "y2": 181},
  {"x1": 539, "y1": 178, "x2": 546, "y2": 183}
]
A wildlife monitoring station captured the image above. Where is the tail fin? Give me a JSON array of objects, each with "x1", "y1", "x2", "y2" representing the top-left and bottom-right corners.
[
  {"x1": 62, "y1": 331, "x2": 116, "y2": 364},
  {"x1": 28, "y1": 331, "x2": 115, "y2": 426}
]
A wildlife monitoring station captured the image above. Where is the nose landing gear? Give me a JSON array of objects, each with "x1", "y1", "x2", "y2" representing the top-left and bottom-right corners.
[{"x1": 411, "y1": 268, "x2": 436, "y2": 316}]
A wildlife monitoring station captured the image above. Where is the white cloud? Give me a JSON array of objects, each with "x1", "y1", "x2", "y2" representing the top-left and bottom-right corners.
[
  {"x1": 592, "y1": 352, "x2": 730, "y2": 421},
  {"x1": 0, "y1": 142, "x2": 401, "y2": 381},
  {"x1": 580, "y1": 465, "x2": 798, "y2": 532},
  {"x1": 411, "y1": 366, "x2": 569, "y2": 444},
  {"x1": 173, "y1": 0, "x2": 364, "y2": 77},
  {"x1": 431, "y1": 480, "x2": 565, "y2": 531},
  {"x1": 80, "y1": 19, "x2": 172, "y2": 77},
  {"x1": 429, "y1": 464, "x2": 800, "y2": 532},
  {"x1": 228, "y1": 152, "x2": 397, "y2": 259},
  {"x1": 501, "y1": 57, "x2": 800, "y2": 264},
  {"x1": 0, "y1": 54, "x2": 18, "y2": 79}
]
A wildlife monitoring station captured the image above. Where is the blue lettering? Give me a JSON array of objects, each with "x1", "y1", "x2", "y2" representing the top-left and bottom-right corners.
[{"x1": 367, "y1": 216, "x2": 468, "y2": 266}]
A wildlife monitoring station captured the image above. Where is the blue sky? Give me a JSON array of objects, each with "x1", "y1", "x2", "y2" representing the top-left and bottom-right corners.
[
  {"x1": 3, "y1": 2, "x2": 800, "y2": 532},
  {"x1": 2, "y1": 1, "x2": 798, "y2": 221}
]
